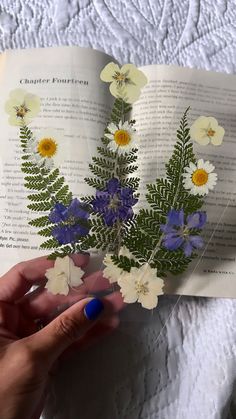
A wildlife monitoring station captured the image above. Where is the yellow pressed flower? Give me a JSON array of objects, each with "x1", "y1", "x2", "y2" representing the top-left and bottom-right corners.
[
  {"x1": 5, "y1": 89, "x2": 40, "y2": 126},
  {"x1": 37, "y1": 137, "x2": 58, "y2": 158},
  {"x1": 190, "y1": 116, "x2": 225, "y2": 146},
  {"x1": 100, "y1": 62, "x2": 147, "y2": 103}
]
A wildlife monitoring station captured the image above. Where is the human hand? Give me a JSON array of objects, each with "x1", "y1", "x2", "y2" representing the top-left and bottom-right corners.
[{"x1": 0, "y1": 254, "x2": 123, "y2": 419}]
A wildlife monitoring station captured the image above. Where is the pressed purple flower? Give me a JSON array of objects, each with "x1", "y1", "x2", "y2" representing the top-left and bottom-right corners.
[
  {"x1": 92, "y1": 178, "x2": 138, "y2": 226},
  {"x1": 160, "y1": 209, "x2": 206, "y2": 257},
  {"x1": 49, "y1": 198, "x2": 90, "y2": 245}
]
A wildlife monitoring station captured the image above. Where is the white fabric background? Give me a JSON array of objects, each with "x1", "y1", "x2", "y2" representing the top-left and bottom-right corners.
[{"x1": 0, "y1": 1, "x2": 236, "y2": 418}]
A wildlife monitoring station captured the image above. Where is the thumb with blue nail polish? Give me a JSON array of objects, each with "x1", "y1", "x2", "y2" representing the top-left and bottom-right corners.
[
  {"x1": 28, "y1": 297, "x2": 104, "y2": 367},
  {"x1": 84, "y1": 298, "x2": 104, "y2": 320}
]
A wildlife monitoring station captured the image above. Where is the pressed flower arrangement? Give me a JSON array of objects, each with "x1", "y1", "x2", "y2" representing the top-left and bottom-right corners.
[{"x1": 5, "y1": 62, "x2": 225, "y2": 309}]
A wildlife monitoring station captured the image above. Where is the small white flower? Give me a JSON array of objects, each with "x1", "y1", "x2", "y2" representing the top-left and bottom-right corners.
[
  {"x1": 118, "y1": 263, "x2": 164, "y2": 310},
  {"x1": 103, "y1": 246, "x2": 136, "y2": 284},
  {"x1": 5, "y1": 89, "x2": 40, "y2": 126},
  {"x1": 105, "y1": 120, "x2": 137, "y2": 154},
  {"x1": 26, "y1": 128, "x2": 64, "y2": 169},
  {"x1": 45, "y1": 256, "x2": 84, "y2": 295},
  {"x1": 100, "y1": 62, "x2": 148, "y2": 103},
  {"x1": 183, "y1": 159, "x2": 217, "y2": 196},
  {"x1": 190, "y1": 116, "x2": 225, "y2": 146}
]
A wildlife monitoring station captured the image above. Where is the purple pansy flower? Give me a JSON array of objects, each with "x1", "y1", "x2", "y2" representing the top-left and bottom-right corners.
[
  {"x1": 160, "y1": 209, "x2": 207, "y2": 257},
  {"x1": 92, "y1": 178, "x2": 138, "y2": 226},
  {"x1": 49, "y1": 198, "x2": 90, "y2": 245}
]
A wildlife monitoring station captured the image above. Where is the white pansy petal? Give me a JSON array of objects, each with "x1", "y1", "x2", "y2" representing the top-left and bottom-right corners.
[
  {"x1": 123, "y1": 84, "x2": 141, "y2": 103},
  {"x1": 9, "y1": 88, "x2": 26, "y2": 102},
  {"x1": 100, "y1": 62, "x2": 120, "y2": 82},
  {"x1": 121, "y1": 64, "x2": 148, "y2": 88},
  {"x1": 211, "y1": 126, "x2": 225, "y2": 145},
  {"x1": 195, "y1": 136, "x2": 210, "y2": 145},
  {"x1": 190, "y1": 125, "x2": 208, "y2": 141},
  {"x1": 138, "y1": 293, "x2": 158, "y2": 310},
  {"x1": 25, "y1": 95, "x2": 40, "y2": 117},
  {"x1": 207, "y1": 117, "x2": 219, "y2": 130},
  {"x1": 109, "y1": 81, "x2": 121, "y2": 99}
]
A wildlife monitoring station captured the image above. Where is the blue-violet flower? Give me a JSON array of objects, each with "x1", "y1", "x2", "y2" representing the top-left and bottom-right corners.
[
  {"x1": 49, "y1": 198, "x2": 90, "y2": 245},
  {"x1": 160, "y1": 209, "x2": 206, "y2": 257},
  {"x1": 92, "y1": 178, "x2": 138, "y2": 226}
]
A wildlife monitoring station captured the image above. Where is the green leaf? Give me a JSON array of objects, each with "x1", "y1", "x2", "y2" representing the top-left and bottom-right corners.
[
  {"x1": 27, "y1": 201, "x2": 54, "y2": 211},
  {"x1": 40, "y1": 237, "x2": 59, "y2": 249},
  {"x1": 38, "y1": 226, "x2": 53, "y2": 237},
  {"x1": 27, "y1": 191, "x2": 51, "y2": 202},
  {"x1": 29, "y1": 216, "x2": 51, "y2": 228}
]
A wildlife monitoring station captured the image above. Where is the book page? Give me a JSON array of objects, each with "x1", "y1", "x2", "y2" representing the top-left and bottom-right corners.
[
  {"x1": 0, "y1": 46, "x2": 115, "y2": 273},
  {"x1": 132, "y1": 64, "x2": 236, "y2": 298}
]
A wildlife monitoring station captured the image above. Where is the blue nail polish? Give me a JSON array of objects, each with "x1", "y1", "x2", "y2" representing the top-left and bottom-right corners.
[{"x1": 84, "y1": 299, "x2": 104, "y2": 320}]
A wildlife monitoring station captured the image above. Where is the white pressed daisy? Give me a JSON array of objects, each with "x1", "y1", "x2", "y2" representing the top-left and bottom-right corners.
[
  {"x1": 100, "y1": 62, "x2": 148, "y2": 103},
  {"x1": 118, "y1": 263, "x2": 164, "y2": 310},
  {"x1": 26, "y1": 128, "x2": 64, "y2": 170},
  {"x1": 45, "y1": 256, "x2": 84, "y2": 296},
  {"x1": 5, "y1": 89, "x2": 40, "y2": 126},
  {"x1": 105, "y1": 120, "x2": 136, "y2": 154},
  {"x1": 103, "y1": 246, "x2": 136, "y2": 284},
  {"x1": 183, "y1": 159, "x2": 217, "y2": 196},
  {"x1": 190, "y1": 116, "x2": 225, "y2": 146}
]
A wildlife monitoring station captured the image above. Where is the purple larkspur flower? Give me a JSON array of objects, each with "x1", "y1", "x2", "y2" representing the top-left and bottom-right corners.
[
  {"x1": 49, "y1": 198, "x2": 90, "y2": 245},
  {"x1": 160, "y1": 209, "x2": 207, "y2": 257},
  {"x1": 92, "y1": 178, "x2": 138, "y2": 227}
]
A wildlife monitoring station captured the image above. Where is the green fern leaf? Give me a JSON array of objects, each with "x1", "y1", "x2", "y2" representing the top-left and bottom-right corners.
[
  {"x1": 29, "y1": 216, "x2": 51, "y2": 228},
  {"x1": 40, "y1": 237, "x2": 59, "y2": 249}
]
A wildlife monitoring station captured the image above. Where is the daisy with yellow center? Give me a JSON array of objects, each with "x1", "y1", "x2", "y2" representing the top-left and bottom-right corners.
[
  {"x1": 190, "y1": 116, "x2": 225, "y2": 146},
  {"x1": 105, "y1": 120, "x2": 137, "y2": 154},
  {"x1": 26, "y1": 129, "x2": 63, "y2": 170},
  {"x1": 183, "y1": 159, "x2": 217, "y2": 196},
  {"x1": 37, "y1": 137, "x2": 58, "y2": 158}
]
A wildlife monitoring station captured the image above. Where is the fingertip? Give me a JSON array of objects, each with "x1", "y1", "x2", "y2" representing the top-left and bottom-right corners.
[
  {"x1": 103, "y1": 291, "x2": 126, "y2": 313},
  {"x1": 71, "y1": 253, "x2": 90, "y2": 268}
]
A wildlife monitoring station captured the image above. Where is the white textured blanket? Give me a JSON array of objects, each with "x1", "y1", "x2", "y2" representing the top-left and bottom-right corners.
[{"x1": 0, "y1": 1, "x2": 236, "y2": 418}]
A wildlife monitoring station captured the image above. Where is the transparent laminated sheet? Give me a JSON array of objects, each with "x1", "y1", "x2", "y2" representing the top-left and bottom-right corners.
[{"x1": 43, "y1": 64, "x2": 236, "y2": 418}]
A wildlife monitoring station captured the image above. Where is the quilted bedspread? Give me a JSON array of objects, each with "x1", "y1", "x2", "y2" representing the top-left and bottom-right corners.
[{"x1": 0, "y1": 1, "x2": 236, "y2": 418}]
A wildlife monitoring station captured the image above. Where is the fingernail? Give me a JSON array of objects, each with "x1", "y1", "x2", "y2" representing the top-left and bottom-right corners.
[{"x1": 84, "y1": 298, "x2": 104, "y2": 321}]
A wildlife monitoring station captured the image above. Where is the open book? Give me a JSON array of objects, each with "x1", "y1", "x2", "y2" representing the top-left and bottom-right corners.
[{"x1": 0, "y1": 45, "x2": 236, "y2": 298}]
